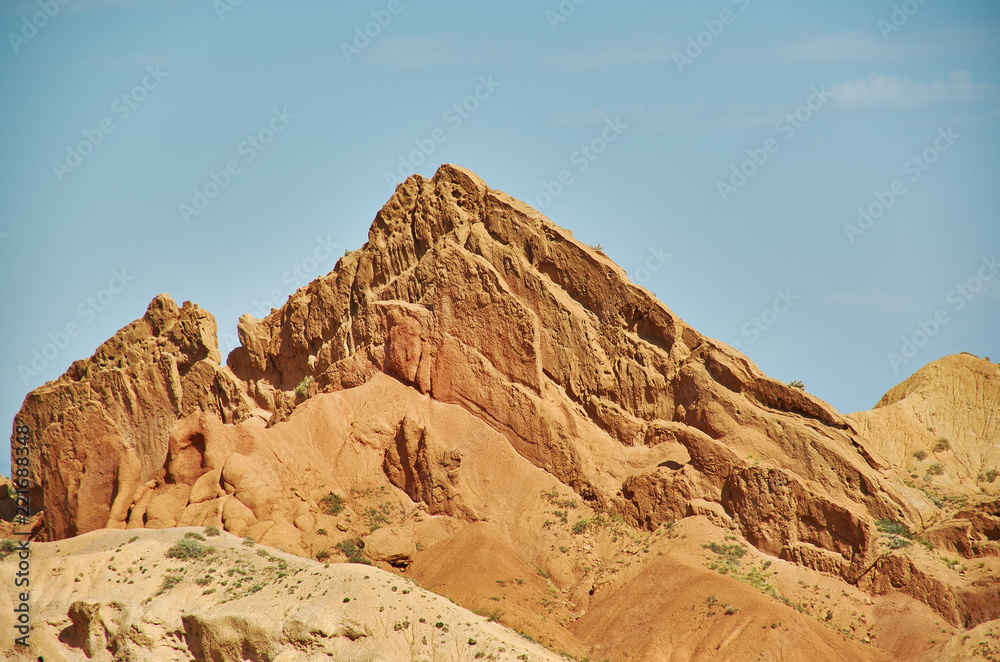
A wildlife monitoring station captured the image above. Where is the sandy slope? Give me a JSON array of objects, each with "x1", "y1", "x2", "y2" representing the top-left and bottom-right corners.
[{"x1": 0, "y1": 526, "x2": 566, "y2": 662}]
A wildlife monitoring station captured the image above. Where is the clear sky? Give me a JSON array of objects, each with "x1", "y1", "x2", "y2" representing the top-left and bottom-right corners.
[{"x1": 2, "y1": 0, "x2": 998, "y2": 476}]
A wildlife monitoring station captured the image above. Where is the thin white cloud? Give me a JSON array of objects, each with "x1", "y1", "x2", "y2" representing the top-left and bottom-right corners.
[
  {"x1": 554, "y1": 109, "x2": 611, "y2": 127},
  {"x1": 826, "y1": 291, "x2": 916, "y2": 314},
  {"x1": 366, "y1": 34, "x2": 460, "y2": 69},
  {"x1": 548, "y1": 43, "x2": 676, "y2": 70},
  {"x1": 74, "y1": 53, "x2": 176, "y2": 71},
  {"x1": 761, "y1": 27, "x2": 1000, "y2": 64},
  {"x1": 2, "y1": 0, "x2": 176, "y2": 15},
  {"x1": 831, "y1": 71, "x2": 999, "y2": 110},
  {"x1": 766, "y1": 31, "x2": 907, "y2": 63}
]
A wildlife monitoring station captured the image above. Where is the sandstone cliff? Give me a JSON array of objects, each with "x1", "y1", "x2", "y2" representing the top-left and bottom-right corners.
[{"x1": 8, "y1": 165, "x2": 1000, "y2": 661}]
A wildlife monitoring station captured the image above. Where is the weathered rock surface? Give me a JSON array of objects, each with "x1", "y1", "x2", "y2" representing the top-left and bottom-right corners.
[
  {"x1": 14, "y1": 296, "x2": 253, "y2": 540},
  {"x1": 0, "y1": 528, "x2": 564, "y2": 662},
  {"x1": 8, "y1": 165, "x2": 1000, "y2": 660}
]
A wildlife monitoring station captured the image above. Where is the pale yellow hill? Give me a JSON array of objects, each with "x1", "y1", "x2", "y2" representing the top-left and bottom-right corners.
[{"x1": 849, "y1": 353, "x2": 1000, "y2": 495}]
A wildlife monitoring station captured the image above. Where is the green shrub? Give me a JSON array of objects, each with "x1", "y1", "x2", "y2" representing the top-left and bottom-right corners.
[
  {"x1": 788, "y1": 379, "x2": 805, "y2": 390},
  {"x1": 887, "y1": 536, "x2": 911, "y2": 549},
  {"x1": 702, "y1": 542, "x2": 747, "y2": 567},
  {"x1": 535, "y1": 566, "x2": 551, "y2": 579},
  {"x1": 184, "y1": 532, "x2": 206, "y2": 541},
  {"x1": 316, "y1": 528, "x2": 328, "y2": 535},
  {"x1": 157, "y1": 574, "x2": 183, "y2": 594},
  {"x1": 294, "y1": 376, "x2": 314, "y2": 397},
  {"x1": 876, "y1": 520, "x2": 912, "y2": 539},
  {"x1": 927, "y1": 463, "x2": 945, "y2": 476},
  {"x1": 572, "y1": 519, "x2": 589, "y2": 535},
  {"x1": 316, "y1": 549, "x2": 332, "y2": 561},
  {"x1": 933, "y1": 438, "x2": 951, "y2": 453},
  {"x1": 912, "y1": 449, "x2": 927, "y2": 461},
  {"x1": 0, "y1": 540, "x2": 16, "y2": 561},
  {"x1": 335, "y1": 539, "x2": 370, "y2": 565},
  {"x1": 165, "y1": 538, "x2": 212, "y2": 560},
  {"x1": 204, "y1": 526, "x2": 221, "y2": 537},
  {"x1": 320, "y1": 492, "x2": 345, "y2": 515},
  {"x1": 242, "y1": 536, "x2": 255, "y2": 547}
]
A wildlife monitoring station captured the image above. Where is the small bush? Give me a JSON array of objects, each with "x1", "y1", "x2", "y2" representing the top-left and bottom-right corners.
[
  {"x1": 572, "y1": 519, "x2": 590, "y2": 535},
  {"x1": 887, "y1": 536, "x2": 911, "y2": 549},
  {"x1": 927, "y1": 463, "x2": 945, "y2": 476},
  {"x1": 335, "y1": 539, "x2": 370, "y2": 565},
  {"x1": 316, "y1": 549, "x2": 332, "y2": 561},
  {"x1": 204, "y1": 526, "x2": 222, "y2": 537},
  {"x1": 294, "y1": 376, "x2": 314, "y2": 398},
  {"x1": 165, "y1": 538, "x2": 212, "y2": 560},
  {"x1": 184, "y1": 532, "x2": 207, "y2": 541},
  {"x1": 788, "y1": 379, "x2": 805, "y2": 390},
  {"x1": 157, "y1": 574, "x2": 183, "y2": 594},
  {"x1": 535, "y1": 566, "x2": 551, "y2": 579},
  {"x1": 0, "y1": 540, "x2": 16, "y2": 561},
  {"x1": 589, "y1": 243, "x2": 604, "y2": 251},
  {"x1": 242, "y1": 536, "x2": 255, "y2": 547},
  {"x1": 985, "y1": 469, "x2": 1000, "y2": 483},
  {"x1": 876, "y1": 520, "x2": 912, "y2": 539},
  {"x1": 913, "y1": 449, "x2": 928, "y2": 461},
  {"x1": 320, "y1": 492, "x2": 345, "y2": 515},
  {"x1": 317, "y1": 528, "x2": 328, "y2": 535},
  {"x1": 933, "y1": 438, "x2": 951, "y2": 453}
]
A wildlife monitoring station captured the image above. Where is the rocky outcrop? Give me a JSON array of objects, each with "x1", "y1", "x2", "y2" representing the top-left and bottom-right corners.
[
  {"x1": 848, "y1": 353, "x2": 1000, "y2": 494},
  {"x1": 14, "y1": 295, "x2": 252, "y2": 540},
  {"x1": 10, "y1": 165, "x2": 1000, "y2": 653}
]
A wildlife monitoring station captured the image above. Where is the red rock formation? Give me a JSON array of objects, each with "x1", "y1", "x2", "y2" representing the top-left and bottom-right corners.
[{"x1": 11, "y1": 165, "x2": 1000, "y2": 657}]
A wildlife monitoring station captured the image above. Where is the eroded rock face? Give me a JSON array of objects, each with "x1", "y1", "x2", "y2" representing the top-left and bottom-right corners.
[
  {"x1": 11, "y1": 164, "x2": 997, "y2": 642},
  {"x1": 14, "y1": 295, "x2": 253, "y2": 539},
  {"x1": 220, "y1": 165, "x2": 917, "y2": 572}
]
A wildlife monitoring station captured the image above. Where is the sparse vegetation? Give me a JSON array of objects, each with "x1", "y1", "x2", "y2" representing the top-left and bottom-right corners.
[
  {"x1": 933, "y1": 438, "x2": 951, "y2": 453},
  {"x1": 335, "y1": 538, "x2": 370, "y2": 565},
  {"x1": 913, "y1": 449, "x2": 928, "y2": 461},
  {"x1": 927, "y1": 463, "x2": 945, "y2": 476},
  {"x1": 984, "y1": 469, "x2": 1000, "y2": 483},
  {"x1": 788, "y1": 379, "x2": 805, "y2": 390},
  {"x1": 294, "y1": 376, "x2": 314, "y2": 397},
  {"x1": 316, "y1": 528, "x2": 328, "y2": 535},
  {"x1": 876, "y1": 520, "x2": 913, "y2": 539},
  {"x1": 243, "y1": 536, "x2": 256, "y2": 547},
  {"x1": 0, "y1": 539, "x2": 16, "y2": 561},
  {"x1": 319, "y1": 492, "x2": 345, "y2": 515},
  {"x1": 589, "y1": 243, "x2": 604, "y2": 251},
  {"x1": 184, "y1": 532, "x2": 206, "y2": 541},
  {"x1": 165, "y1": 538, "x2": 213, "y2": 560},
  {"x1": 363, "y1": 502, "x2": 394, "y2": 531},
  {"x1": 204, "y1": 526, "x2": 221, "y2": 537},
  {"x1": 535, "y1": 566, "x2": 551, "y2": 579},
  {"x1": 887, "y1": 536, "x2": 912, "y2": 549},
  {"x1": 315, "y1": 549, "x2": 332, "y2": 561},
  {"x1": 572, "y1": 518, "x2": 590, "y2": 535},
  {"x1": 702, "y1": 542, "x2": 747, "y2": 572}
]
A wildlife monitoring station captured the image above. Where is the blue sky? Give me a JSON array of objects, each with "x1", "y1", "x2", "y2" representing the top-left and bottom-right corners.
[{"x1": 2, "y1": 0, "x2": 998, "y2": 476}]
